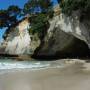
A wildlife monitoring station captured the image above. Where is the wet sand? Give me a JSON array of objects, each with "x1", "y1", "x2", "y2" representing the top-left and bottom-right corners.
[{"x1": 0, "y1": 59, "x2": 90, "y2": 90}]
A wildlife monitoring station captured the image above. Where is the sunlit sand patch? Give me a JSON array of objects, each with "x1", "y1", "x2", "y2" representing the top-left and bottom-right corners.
[{"x1": 0, "y1": 59, "x2": 90, "y2": 90}]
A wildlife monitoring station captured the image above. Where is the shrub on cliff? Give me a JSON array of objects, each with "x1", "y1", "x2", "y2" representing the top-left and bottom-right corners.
[
  {"x1": 0, "y1": 6, "x2": 21, "y2": 28},
  {"x1": 0, "y1": 0, "x2": 53, "y2": 38},
  {"x1": 60, "y1": 0, "x2": 90, "y2": 17},
  {"x1": 24, "y1": 0, "x2": 53, "y2": 40},
  {"x1": 30, "y1": 13, "x2": 50, "y2": 40}
]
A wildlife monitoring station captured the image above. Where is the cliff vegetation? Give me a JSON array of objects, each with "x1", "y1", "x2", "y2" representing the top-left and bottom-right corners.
[{"x1": 0, "y1": 0, "x2": 54, "y2": 40}]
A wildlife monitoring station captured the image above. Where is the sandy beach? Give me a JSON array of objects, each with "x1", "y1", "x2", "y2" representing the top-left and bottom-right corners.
[{"x1": 0, "y1": 59, "x2": 90, "y2": 90}]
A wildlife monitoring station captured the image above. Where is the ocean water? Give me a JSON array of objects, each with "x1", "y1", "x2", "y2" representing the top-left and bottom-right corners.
[
  {"x1": 0, "y1": 58, "x2": 90, "y2": 90},
  {"x1": 0, "y1": 58, "x2": 65, "y2": 70}
]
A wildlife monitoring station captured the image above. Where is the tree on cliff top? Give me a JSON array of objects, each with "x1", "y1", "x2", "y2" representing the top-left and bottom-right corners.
[
  {"x1": 23, "y1": 0, "x2": 53, "y2": 14},
  {"x1": 0, "y1": 5, "x2": 21, "y2": 29},
  {"x1": 60, "y1": 0, "x2": 90, "y2": 18},
  {"x1": 0, "y1": 0, "x2": 53, "y2": 30},
  {"x1": 0, "y1": 0, "x2": 54, "y2": 41},
  {"x1": 23, "y1": 0, "x2": 53, "y2": 35},
  {"x1": 57, "y1": 0, "x2": 60, "y2": 3}
]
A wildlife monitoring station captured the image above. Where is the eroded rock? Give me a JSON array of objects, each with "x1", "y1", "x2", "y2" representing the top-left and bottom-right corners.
[{"x1": 33, "y1": 13, "x2": 90, "y2": 59}]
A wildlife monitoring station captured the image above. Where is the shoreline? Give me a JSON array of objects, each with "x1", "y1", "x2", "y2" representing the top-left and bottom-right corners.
[
  {"x1": 0, "y1": 59, "x2": 90, "y2": 90},
  {"x1": 0, "y1": 53, "x2": 90, "y2": 62}
]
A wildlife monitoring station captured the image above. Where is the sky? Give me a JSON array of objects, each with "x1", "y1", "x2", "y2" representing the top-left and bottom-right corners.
[{"x1": 0, "y1": 0, "x2": 58, "y2": 41}]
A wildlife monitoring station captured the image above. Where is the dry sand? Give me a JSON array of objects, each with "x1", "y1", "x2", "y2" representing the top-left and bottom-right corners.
[{"x1": 0, "y1": 59, "x2": 90, "y2": 90}]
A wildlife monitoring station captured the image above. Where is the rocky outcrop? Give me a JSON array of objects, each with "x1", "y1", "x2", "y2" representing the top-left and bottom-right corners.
[
  {"x1": 1, "y1": 11, "x2": 90, "y2": 59},
  {"x1": 1, "y1": 17, "x2": 40, "y2": 58},
  {"x1": 4, "y1": 18, "x2": 31, "y2": 55},
  {"x1": 33, "y1": 12, "x2": 90, "y2": 59}
]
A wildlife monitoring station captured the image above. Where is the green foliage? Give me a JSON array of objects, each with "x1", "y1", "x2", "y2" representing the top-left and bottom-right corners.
[
  {"x1": 0, "y1": 10, "x2": 9, "y2": 28},
  {"x1": 24, "y1": 0, "x2": 53, "y2": 38},
  {"x1": 0, "y1": 5, "x2": 21, "y2": 28},
  {"x1": 29, "y1": 13, "x2": 49, "y2": 40},
  {"x1": 7, "y1": 5, "x2": 21, "y2": 18},
  {"x1": 0, "y1": 0, "x2": 53, "y2": 39},
  {"x1": 60, "y1": 0, "x2": 90, "y2": 16},
  {"x1": 23, "y1": 0, "x2": 53, "y2": 14},
  {"x1": 30, "y1": 14, "x2": 47, "y2": 33},
  {"x1": 57, "y1": 0, "x2": 60, "y2": 3}
]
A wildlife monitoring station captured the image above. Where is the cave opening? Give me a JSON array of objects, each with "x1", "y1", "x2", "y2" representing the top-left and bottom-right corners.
[{"x1": 32, "y1": 37, "x2": 90, "y2": 61}]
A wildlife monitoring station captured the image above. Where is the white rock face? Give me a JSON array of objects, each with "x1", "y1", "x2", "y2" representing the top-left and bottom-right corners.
[
  {"x1": 55, "y1": 13, "x2": 90, "y2": 47},
  {"x1": 35, "y1": 12, "x2": 90, "y2": 56},
  {"x1": 5, "y1": 19, "x2": 31, "y2": 55}
]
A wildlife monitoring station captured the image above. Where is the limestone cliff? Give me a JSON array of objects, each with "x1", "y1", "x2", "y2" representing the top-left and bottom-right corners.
[
  {"x1": 1, "y1": 17, "x2": 40, "y2": 56},
  {"x1": 1, "y1": 11, "x2": 90, "y2": 59},
  {"x1": 33, "y1": 12, "x2": 90, "y2": 58}
]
